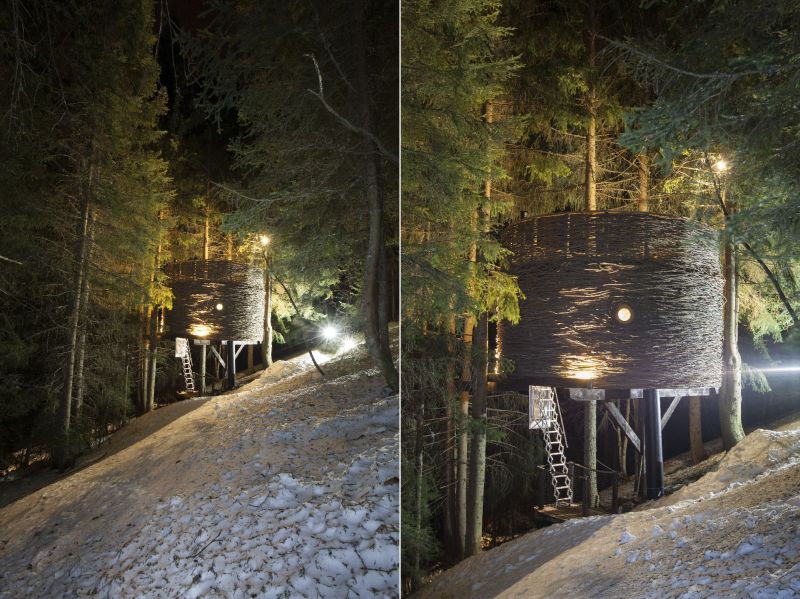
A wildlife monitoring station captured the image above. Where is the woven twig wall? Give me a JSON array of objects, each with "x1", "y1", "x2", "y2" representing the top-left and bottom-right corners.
[
  {"x1": 164, "y1": 260, "x2": 265, "y2": 342},
  {"x1": 498, "y1": 212, "x2": 724, "y2": 389}
]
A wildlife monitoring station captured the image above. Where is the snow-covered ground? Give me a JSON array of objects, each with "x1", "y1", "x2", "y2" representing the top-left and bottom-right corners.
[
  {"x1": 416, "y1": 427, "x2": 800, "y2": 598},
  {"x1": 0, "y1": 345, "x2": 399, "y2": 598}
]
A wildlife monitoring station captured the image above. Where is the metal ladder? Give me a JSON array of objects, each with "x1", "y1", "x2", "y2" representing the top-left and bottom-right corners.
[
  {"x1": 176, "y1": 339, "x2": 195, "y2": 392},
  {"x1": 530, "y1": 386, "x2": 572, "y2": 506}
]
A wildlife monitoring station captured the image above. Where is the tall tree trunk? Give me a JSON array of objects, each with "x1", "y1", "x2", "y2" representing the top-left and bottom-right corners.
[
  {"x1": 146, "y1": 307, "x2": 158, "y2": 412},
  {"x1": 413, "y1": 398, "x2": 425, "y2": 587},
  {"x1": 583, "y1": 3, "x2": 598, "y2": 500},
  {"x1": 56, "y1": 193, "x2": 91, "y2": 467},
  {"x1": 466, "y1": 310, "x2": 488, "y2": 556},
  {"x1": 466, "y1": 100, "x2": 494, "y2": 557},
  {"x1": 145, "y1": 224, "x2": 163, "y2": 413},
  {"x1": 351, "y1": 0, "x2": 398, "y2": 391},
  {"x1": 585, "y1": 109, "x2": 596, "y2": 211},
  {"x1": 226, "y1": 233, "x2": 233, "y2": 260},
  {"x1": 74, "y1": 212, "x2": 96, "y2": 423},
  {"x1": 689, "y1": 396, "x2": 706, "y2": 464},
  {"x1": 203, "y1": 210, "x2": 210, "y2": 260},
  {"x1": 638, "y1": 152, "x2": 649, "y2": 212},
  {"x1": 456, "y1": 315, "x2": 473, "y2": 560},
  {"x1": 443, "y1": 315, "x2": 458, "y2": 562},
  {"x1": 263, "y1": 258, "x2": 273, "y2": 367},
  {"x1": 720, "y1": 229, "x2": 745, "y2": 449}
]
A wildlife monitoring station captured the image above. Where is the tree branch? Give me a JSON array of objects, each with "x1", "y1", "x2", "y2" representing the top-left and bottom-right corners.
[{"x1": 305, "y1": 54, "x2": 398, "y2": 164}]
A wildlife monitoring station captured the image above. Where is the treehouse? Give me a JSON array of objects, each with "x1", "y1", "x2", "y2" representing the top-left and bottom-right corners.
[
  {"x1": 164, "y1": 260, "x2": 265, "y2": 392},
  {"x1": 499, "y1": 211, "x2": 724, "y2": 499}
]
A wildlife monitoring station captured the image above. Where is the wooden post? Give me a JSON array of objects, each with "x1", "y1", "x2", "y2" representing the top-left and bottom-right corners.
[
  {"x1": 643, "y1": 388, "x2": 664, "y2": 499},
  {"x1": 200, "y1": 344, "x2": 207, "y2": 395},
  {"x1": 226, "y1": 341, "x2": 236, "y2": 390},
  {"x1": 582, "y1": 471, "x2": 590, "y2": 516},
  {"x1": 537, "y1": 465, "x2": 547, "y2": 508},
  {"x1": 247, "y1": 344, "x2": 254, "y2": 371},
  {"x1": 689, "y1": 396, "x2": 706, "y2": 464}
]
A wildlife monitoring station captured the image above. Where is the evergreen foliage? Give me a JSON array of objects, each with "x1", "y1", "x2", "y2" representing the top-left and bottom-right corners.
[
  {"x1": 181, "y1": 0, "x2": 399, "y2": 387},
  {"x1": 0, "y1": 0, "x2": 171, "y2": 469}
]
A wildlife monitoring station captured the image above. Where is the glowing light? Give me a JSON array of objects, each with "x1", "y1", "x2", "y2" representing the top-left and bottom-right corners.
[
  {"x1": 322, "y1": 324, "x2": 338, "y2": 341},
  {"x1": 340, "y1": 336, "x2": 357, "y2": 352},
  {"x1": 259, "y1": 235, "x2": 270, "y2": 247},
  {"x1": 757, "y1": 365, "x2": 800, "y2": 373},
  {"x1": 189, "y1": 324, "x2": 211, "y2": 338},
  {"x1": 573, "y1": 370, "x2": 597, "y2": 380},
  {"x1": 215, "y1": 303, "x2": 224, "y2": 311},
  {"x1": 712, "y1": 159, "x2": 729, "y2": 172},
  {"x1": 616, "y1": 306, "x2": 632, "y2": 323}
]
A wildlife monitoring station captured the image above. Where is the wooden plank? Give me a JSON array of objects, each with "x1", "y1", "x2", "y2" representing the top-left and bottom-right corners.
[
  {"x1": 655, "y1": 387, "x2": 712, "y2": 398},
  {"x1": 603, "y1": 402, "x2": 641, "y2": 453},
  {"x1": 234, "y1": 342, "x2": 245, "y2": 360},
  {"x1": 660, "y1": 395, "x2": 683, "y2": 431}
]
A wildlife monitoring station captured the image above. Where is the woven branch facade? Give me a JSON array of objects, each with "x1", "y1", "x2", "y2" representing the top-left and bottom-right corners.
[
  {"x1": 164, "y1": 260, "x2": 265, "y2": 342},
  {"x1": 498, "y1": 212, "x2": 724, "y2": 390}
]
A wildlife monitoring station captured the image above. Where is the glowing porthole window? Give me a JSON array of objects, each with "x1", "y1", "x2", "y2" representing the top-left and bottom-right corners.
[{"x1": 614, "y1": 304, "x2": 634, "y2": 324}]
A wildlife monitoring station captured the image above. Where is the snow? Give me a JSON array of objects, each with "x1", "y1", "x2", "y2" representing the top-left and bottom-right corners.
[
  {"x1": 0, "y1": 348, "x2": 399, "y2": 598},
  {"x1": 414, "y1": 428, "x2": 800, "y2": 598}
]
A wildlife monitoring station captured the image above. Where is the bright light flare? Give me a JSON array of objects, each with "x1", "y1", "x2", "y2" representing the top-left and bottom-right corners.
[
  {"x1": 189, "y1": 324, "x2": 211, "y2": 338},
  {"x1": 259, "y1": 235, "x2": 270, "y2": 247},
  {"x1": 712, "y1": 159, "x2": 729, "y2": 172},
  {"x1": 573, "y1": 371, "x2": 597, "y2": 381},
  {"x1": 322, "y1": 324, "x2": 338, "y2": 341},
  {"x1": 340, "y1": 336, "x2": 357, "y2": 352},
  {"x1": 215, "y1": 303, "x2": 224, "y2": 311},
  {"x1": 757, "y1": 365, "x2": 800, "y2": 373}
]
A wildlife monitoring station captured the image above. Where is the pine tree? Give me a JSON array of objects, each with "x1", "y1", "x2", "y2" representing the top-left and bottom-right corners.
[
  {"x1": 617, "y1": 0, "x2": 800, "y2": 448},
  {"x1": 182, "y1": 0, "x2": 399, "y2": 390}
]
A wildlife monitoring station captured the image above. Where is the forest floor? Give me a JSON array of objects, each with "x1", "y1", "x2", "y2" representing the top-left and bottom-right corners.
[
  {"x1": 415, "y1": 415, "x2": 800, "y2": 599},
  {"x1": 0, "y1": 338, "x2": 399, "y2": 598}
]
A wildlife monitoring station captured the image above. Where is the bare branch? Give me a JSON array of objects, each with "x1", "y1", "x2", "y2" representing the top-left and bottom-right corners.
[{"x1": 305, "y1": 54, "x2": 398, "y2": 164}]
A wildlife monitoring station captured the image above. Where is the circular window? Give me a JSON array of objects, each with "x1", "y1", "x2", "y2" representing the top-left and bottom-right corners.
[{"x1": 614, "y1": 303, "x2": 634, "y2": 324}]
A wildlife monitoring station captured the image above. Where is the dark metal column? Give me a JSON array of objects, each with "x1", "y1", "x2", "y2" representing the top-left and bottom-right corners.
[
  {"x1": 226, "y1": 341, "x2": 236, "y2": 390},
  {"x1": 643, "y1": 388, "x2": 664, "y2": 499}
]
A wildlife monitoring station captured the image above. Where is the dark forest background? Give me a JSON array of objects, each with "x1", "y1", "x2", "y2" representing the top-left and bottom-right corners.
[
  {"x1": 401, "y1": 0, "x2": 800, "y2": 592},
  {"x1": 0, "y1": 0, "x2": 397, "y2": 472}
]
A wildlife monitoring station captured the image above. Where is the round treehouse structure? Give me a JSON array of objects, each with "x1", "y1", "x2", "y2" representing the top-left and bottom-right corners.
[
  {"x1": 499, "y1": 212, "x2": 724, "y2": 500},
  {"x1": 164, "y1": 260, "x2": 265, "y2": 392}
]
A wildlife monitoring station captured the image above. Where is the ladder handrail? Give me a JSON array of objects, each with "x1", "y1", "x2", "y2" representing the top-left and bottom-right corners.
[{"x1": 553, "y1": 388, "x2": 569, "y2": 450}]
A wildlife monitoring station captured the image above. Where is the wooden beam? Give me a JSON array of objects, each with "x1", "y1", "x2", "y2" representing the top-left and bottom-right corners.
[
  {"x1": 234, "y1": 342, "x2": 245, "y2": 360},
  {"x1": 567, "y1": 388, "x2": 605, "y2": 402},
  {"x1": 661, "y1": 395, "x2": 683, "y2": 431},
  {"x1": 603, "y1": 402, "x2": 641, "y2": 453},
  {"x1": 210, "y1": 345, "x2": 226, "y2": 369}
]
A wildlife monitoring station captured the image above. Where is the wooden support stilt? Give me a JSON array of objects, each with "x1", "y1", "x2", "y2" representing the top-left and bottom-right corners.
[
  {"x1": 226, "y1": 340, "x2": 236, "y2": 390},
  {"x1": 643, "y1": 388, "x2": 664, "y2": 499},
  {"x1": 200, "y1": 344, "x2": 207, "y2": 395}
]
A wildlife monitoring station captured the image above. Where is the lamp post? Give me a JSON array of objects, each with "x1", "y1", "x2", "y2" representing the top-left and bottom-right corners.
[{"x1": 259, "y1": 235, "x2": 273, "y2": 368}]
